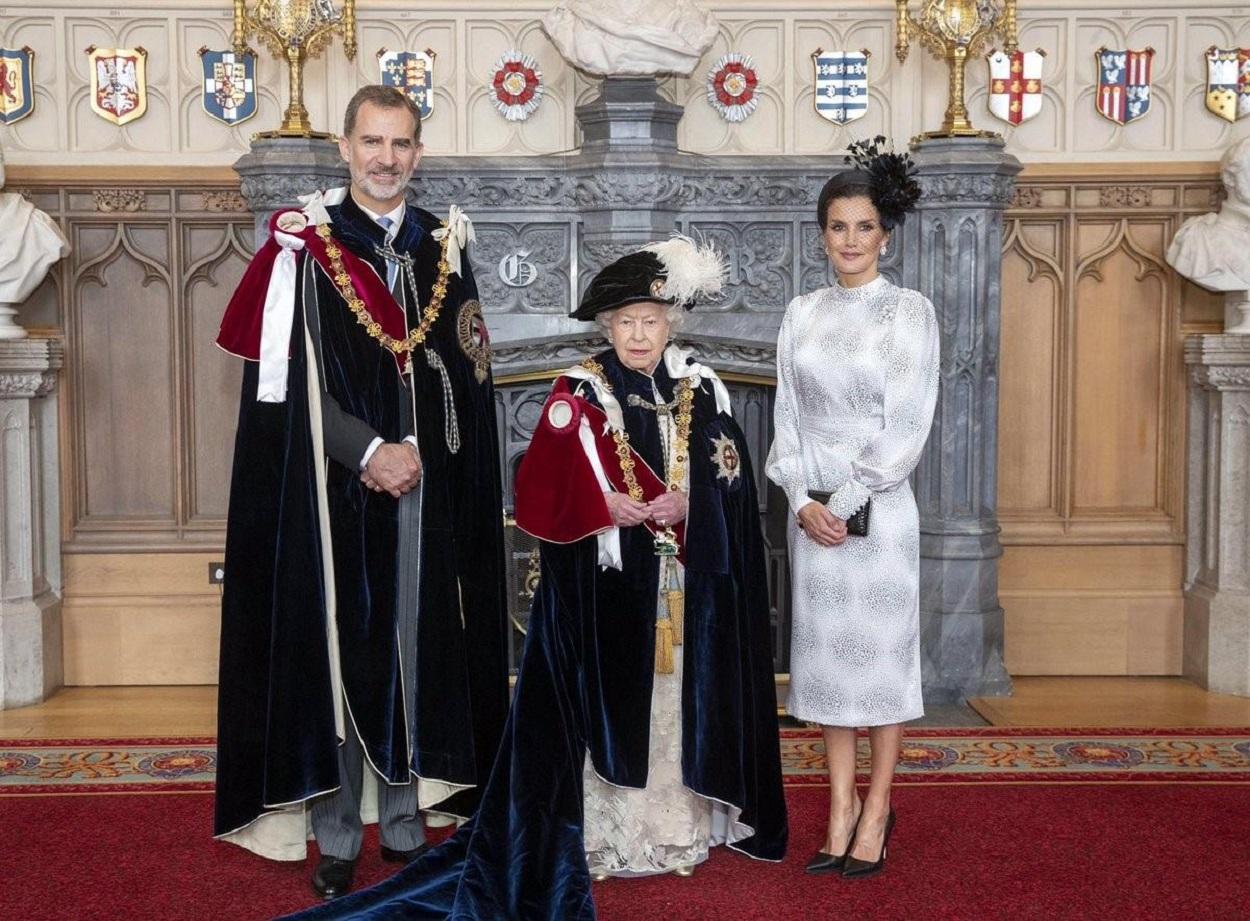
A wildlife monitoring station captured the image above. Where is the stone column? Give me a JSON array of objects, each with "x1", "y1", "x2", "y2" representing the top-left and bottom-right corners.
[
  {"x1": 902, "y1": 136, "x2": 1020, "y2": 702},
  {"x1": 572, "y1": 77, "x2": 688, "y2": 285},
  {"x1": 1184, "y1": 335, "x2": 1250, "y2": 696},
  {"x1": 234, "y1": 137, "x2": 346, "y2": 240},
  {"x1": 0, "y1": 338, "x2": 63, "y2": 709}
]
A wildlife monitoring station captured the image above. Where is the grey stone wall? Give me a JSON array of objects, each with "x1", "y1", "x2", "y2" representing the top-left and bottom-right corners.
[{"x1": 235, "y1": 77, "x2": 1018, "y2": 700}]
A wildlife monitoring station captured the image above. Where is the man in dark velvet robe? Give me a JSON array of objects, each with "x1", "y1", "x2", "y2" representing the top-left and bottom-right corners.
[
  {"x1": 280, "y1": 239, "x2": 787, "y2": 921},
  {"x1": 212, "y1": 85, "x2": 508, "y2": 901}
]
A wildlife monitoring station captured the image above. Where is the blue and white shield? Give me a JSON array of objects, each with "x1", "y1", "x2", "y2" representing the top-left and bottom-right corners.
[
  {"x1": 379, "y1": 49, "x2": 436, "y2": 120},
  {"x1": 813, "y1": 49, "x2": 869, "y2": 125},
  {"x1": 199, "y1": 48, "x2": 257, "y2": 126},
  {"x1": 0, "y1": 46, "x2": 35, "y2": 125}
]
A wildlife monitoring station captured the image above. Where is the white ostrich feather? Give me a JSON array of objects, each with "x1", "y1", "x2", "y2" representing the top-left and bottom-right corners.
[{"x1": 641, "y1": 234, "x2": 727, "y2": 307}]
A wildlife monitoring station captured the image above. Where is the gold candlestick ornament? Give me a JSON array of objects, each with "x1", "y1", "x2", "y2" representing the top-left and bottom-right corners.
[
  {"x1": 232, "y1": 0, "x2": 357, "y2": 138},
  {"x1": 895, "y1": 0, "x2": 1019, "y2": 138}
]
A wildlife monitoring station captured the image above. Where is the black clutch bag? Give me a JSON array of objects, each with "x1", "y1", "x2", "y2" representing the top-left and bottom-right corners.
[{"x1": 806, "y1": 490, "x2": 871, "y2": 536}]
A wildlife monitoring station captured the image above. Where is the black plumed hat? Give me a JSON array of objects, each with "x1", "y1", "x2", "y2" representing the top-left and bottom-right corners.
[
  {"x1": 832, "y1": 135, "x2": 922, "y2": 229},
  {"x1": 570, "y1": 236, "x2": 726, "y2": 321}
]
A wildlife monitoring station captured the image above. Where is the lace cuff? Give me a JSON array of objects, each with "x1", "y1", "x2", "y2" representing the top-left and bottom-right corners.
[{"x1": 825, "y1": 478, "x2": 871, "y2": 520}]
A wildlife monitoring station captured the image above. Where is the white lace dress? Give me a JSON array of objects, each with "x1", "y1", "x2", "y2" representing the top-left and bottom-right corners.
[{"x1": 765, "y1": 276, "x2": 939, "y2": 727}]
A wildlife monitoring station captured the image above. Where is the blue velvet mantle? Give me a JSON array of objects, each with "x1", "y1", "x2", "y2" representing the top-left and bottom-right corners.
[
  {"x1": 285, "y1": 350, "x2": 788, "y2": 919},
  {"x1": 213, "y1": 196, "x2": 509, "y2": 840}
]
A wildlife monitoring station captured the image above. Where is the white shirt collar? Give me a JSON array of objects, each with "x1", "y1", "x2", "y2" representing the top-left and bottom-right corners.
[{"x1": 353, "y1": 196, "x2": 406, "y2": 238}]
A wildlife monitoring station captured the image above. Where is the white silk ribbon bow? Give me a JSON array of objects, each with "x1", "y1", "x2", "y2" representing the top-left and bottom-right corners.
[
  {"x1": 432, "y1": 205, "x2": 476, "y2": 277},
  {"x1": 296, "y1": 186, "x2": 346, "y2": 226}
]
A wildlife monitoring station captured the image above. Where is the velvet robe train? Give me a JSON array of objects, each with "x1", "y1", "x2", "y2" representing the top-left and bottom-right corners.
[
  {"x1": 285, "y1": 350, "x2": 788, "y2": 920},
  {"x1": 214, "y1": 197, "x2": 509, "y2": 845}
]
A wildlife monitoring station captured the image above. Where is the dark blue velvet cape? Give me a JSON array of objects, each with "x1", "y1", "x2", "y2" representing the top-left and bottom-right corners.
[
  {"x1": 285, "y1": 351, "x2": 787, "y2": 919},
  {"x1": 214, "y1": 196, "x2": 509, "y2": 840}
]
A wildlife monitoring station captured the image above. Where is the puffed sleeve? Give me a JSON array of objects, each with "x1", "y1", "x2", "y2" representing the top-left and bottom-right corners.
[
  {"x1": 765, "y1": 299, "x2": 814, "y2": 515},
  {"x1": 825, "y1": 290, "x2": 940, "y2": 518}
]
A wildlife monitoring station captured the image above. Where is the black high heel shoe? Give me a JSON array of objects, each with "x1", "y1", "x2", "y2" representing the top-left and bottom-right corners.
[
  {"x1": 804, "y1": 807, "x2": 863, "y2": 875},
  {"x1": 841, "y1": 808, "x2": 896, "y2": 879}
]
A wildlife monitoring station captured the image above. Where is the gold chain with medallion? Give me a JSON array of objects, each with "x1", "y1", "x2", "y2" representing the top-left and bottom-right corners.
[
  {"x1": 580, "y1": 357, "x2": 693, "y2": 673},
  {"x1": 579, "y1": 358, "x2": 693, "y2": 495},
  {"x1": 316, "y1": 222, "x2": 452, "y2": 356}
]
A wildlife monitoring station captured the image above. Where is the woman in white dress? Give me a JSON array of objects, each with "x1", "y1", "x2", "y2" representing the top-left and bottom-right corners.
[{"x1": 766, "y1": 138, "x2": 937, "y2": 879}]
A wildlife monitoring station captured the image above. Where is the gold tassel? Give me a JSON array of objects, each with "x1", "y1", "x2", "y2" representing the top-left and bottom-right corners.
[
  {"x1": 655, "y1": 618, "x2": 675, "y2": 674},
  {"x1": 666, "y1": 589, "x2": 684, "y2": 647}
]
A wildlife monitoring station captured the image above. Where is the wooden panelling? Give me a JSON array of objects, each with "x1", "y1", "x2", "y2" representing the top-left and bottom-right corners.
[
  {"x1": 23, "y1": 182, "x2": 254, "y2": 551},
  {"x1": 61, "y1": 553, "x2": 221, "y2": 685},
  {"x1": 75, "y1": 223, "x2": 177, "y2": 521},
  {"x1": 1071, "y1": 221, "x2": 1169, "y2": 513},
  {"x1": 999, "y1": 167, "x2": 1220, "y2": 675},
  {"x1": 1001, "y1": 544, "x2": 1184, "y2": 675}
]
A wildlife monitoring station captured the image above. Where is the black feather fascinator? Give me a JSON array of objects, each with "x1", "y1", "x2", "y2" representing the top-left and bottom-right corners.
[{"x1": 843, "y1": 135, "x2": 922, "y2": 228}]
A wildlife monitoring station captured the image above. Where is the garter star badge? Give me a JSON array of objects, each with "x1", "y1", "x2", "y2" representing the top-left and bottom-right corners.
[
  {"x1": 86, "y1": 45, "x2": 148, "y2": 126},
  {"x1": 812, "y1": 49, "x2": 869, "y2": 125},
  {"x1": 987, "y1": 48, "x2": 1044, "y2": 126},
  {"x1": 456, "y1": 299, "x2": 492, "y2": 384},
  {"x1": 1095, "y1": 47, "x2": 1154, "y2": 126},
  {"x1": 706, "y1": 52, "x2": 759, "y2": 123},
  {"x1": 0, "y1": 47, "x2": 35, "y2": 125},
  {"x1": 491, "y1": 51, "x2": 543, "y2": 122},
  {"x1": 1205, "y1": 46, "x2": 1250, "y2": 124},
  {"x1": 710, "y1": 433, "x2": 741, "y2": 486},
  {"x1": 199, "y1": 47, "x2": 257, "y2": 126},
  {"x1": 379, "y1": 48, "x2": 436, "y2": 120}
]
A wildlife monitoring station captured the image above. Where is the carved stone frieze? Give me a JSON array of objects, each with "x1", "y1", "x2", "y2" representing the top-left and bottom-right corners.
[
  {"x1": 918, "y1": 173, "x2": 1016, "y2": 206},
  {"x1": 202, "y1": 190, "x2": 249, "y2": 213},
  {"x1": 414, "y1": 175, "x2": 576, "y2": 210},
  {"x1": 471, "y1": 223, "x2": 572, "y2": 313},
  {"x1": 1099, "y1": 186, "x2": 1152, "y2": 208},
  {"x1": 93, "y1": 189, "x2": 146, "y2": 213},
  {"x1": 1010, "y1": 187, "x2": 1044, "y2": 209},
  {"x1": 1191, "y1": 365, "x2": 1250, "y2": 390},
  {"x1": 493, "y1": 335, "x2": 604, "y2": 373},
  {"x1": 798, "y1": 222, "x2": 832, "y2": 295},
  {"x1": 0, "y1": 372, "x2": 56, "y2": 397},
  {"x1": 690, "y1": 221, "x2": 791, "y2": 310}
]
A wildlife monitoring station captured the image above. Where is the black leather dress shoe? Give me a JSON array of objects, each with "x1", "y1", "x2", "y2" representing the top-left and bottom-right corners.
[
  {"x1": 804, "y1": 849, "x2": 847, "y2": 874},
  {"x1": 312, "y1": 855, "x2": 356, "y2": 900},
  {"x1": 381, "y1": 842, "x2": 430, "y2": 864}
]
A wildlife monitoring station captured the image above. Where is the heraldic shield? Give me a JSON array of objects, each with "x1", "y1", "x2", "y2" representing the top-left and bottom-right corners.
[
  {"x1": 199, "y1": 48, "x2": 257, "y2": 126},
  {"x1": 0, "y1": 47, "x2": 35, "y2": 125},
  {"x1": 1096, "y1": 47, "x2": 1154, "y2": 126},
  {"x1": 812, "y1": 49, "x2": 869, "y2": 125},
  {"x1": 1205, "y1": 46, "x2": 1250, "y2": 124},
  {"x1": 87, "y1": 46, "x2": 147, "y2": 126},
  {"x1": 379, "y1": 49, "x2": 435, "y2": 119},
  {"x1": 987, "y1": 49, "x2": 1044, "y2": 126}
]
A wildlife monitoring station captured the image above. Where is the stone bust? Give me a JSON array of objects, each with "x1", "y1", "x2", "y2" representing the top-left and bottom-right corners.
[
  {"x1": 0, "y1": 144, "x2": 71, "y2": 338},
  {"x1": 541, "y1": 0, "x2": 718, "y2": 77},
  {"x1": 1167, "y1": 137, "x2": 1250, "y2": 292}
]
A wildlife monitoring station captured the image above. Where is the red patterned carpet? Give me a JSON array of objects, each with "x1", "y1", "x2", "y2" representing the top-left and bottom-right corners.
[{"x1": 2, "y1": 730, "x2": 1249, "y2": 920}]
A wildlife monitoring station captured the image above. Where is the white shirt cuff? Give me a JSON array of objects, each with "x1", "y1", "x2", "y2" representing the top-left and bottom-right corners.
[{"x1": 359, "y1": 436, "x2": 384, "y2": 471}]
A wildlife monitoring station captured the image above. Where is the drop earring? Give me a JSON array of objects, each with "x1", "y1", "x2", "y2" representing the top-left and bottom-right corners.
[{"x1": 880, "y1": 245, "x2": 888, "y2": 256}]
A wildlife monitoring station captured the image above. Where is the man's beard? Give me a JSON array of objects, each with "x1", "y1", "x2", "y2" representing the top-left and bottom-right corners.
[{"x1": 353, "y1": 166, "x2": 410, "y2": 202}]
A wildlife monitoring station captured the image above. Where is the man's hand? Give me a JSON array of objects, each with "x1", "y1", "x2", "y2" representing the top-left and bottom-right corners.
[
  {"x1": 604, "y1": 491, "x2": 649, "y2": 527},
  {"x1": 646, "y1": 490, "x2": 688, "y2": 528},
  {"x1": 362, "y1": 442, "x2": 422, "y2": 499},
  {"x1": 796, "y1": 501, "x2": 847, "y2": 548}
]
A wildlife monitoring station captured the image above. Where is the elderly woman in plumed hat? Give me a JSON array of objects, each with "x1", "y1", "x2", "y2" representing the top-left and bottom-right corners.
[{"x1": 286, "y1": 239, "x2": 787, "y2": 921}]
